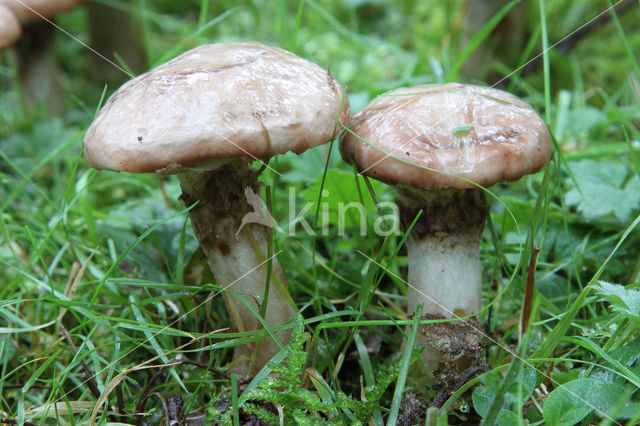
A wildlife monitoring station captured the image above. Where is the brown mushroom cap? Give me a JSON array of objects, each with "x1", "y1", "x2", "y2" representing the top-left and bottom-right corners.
[
  {"x1": 84, "y1": 41, "x2": 351, "y2": 174},
  {"x1": 341, "y1": 83, "x2": 552, "y2": 189},
  {"x1": 0, "y1": 5, "x2": 20, "y2": 48},
  {"x1": 0, "y1": 0, "x2": 86, "y2": 21}
]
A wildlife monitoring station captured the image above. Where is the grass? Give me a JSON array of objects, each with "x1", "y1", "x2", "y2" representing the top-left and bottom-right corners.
[{"x1": 1, "y1": 0, "x2": 640, "y2": 424}]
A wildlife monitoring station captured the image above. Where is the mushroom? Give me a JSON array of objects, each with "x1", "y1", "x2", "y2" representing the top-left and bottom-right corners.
[
  {"x1": 0, "y1": 0, "x2": 86, "y2": 20},
  {"x1": 84, "y1": 41, "x2": 350, "y2": 376},
  {"x1": 341, "y1": 83, "x2": 552, "y2": 374},
  {"x1": 0, "y1": 0, "x2": 87, "y2": 112},
  {"x1": 0, "y1": 4, "x2": 20, "y2": 48}
]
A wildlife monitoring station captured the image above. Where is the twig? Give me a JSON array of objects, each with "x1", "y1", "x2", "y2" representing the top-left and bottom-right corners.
[
  {"x1": 56, "y1": 260, "x2": 80, "y2": 334},
  {"x1": 136, "y1": 367, "x2": 168, "y2": 421},
  {"x1": 137, "y1": 392, "x2": 171, "y2": 426},
  {"x1": 197, "y1": 326, "x2": 208, "y2": 364},
  {"x1": 167, "y1": 396, "x2": 185, "y2": 424},
  {"x1": 521, "y1": 246, "x2": 540, "y2": 335},
  {"x1": 486, "y1": 305, "x2": 492, "y2": 362},
  {"x1": 257, "y1": 160, "x2": 269, "y2": 174},
  {"x1": 168, "y1": 358, "x2": 237, "y2": 381},
  {"x1": 157, "y1": 176, "x2": 174, "y2": 208},
  {"x1": 116, "y1": 380, "x2": 126, "y2": 416},
  {"x1": 59, "y1": 325, "x2": 102, "y2": 399},
  {"x1": 545, "y1": 349, "x2": 557, "y2": 389},
  {"x1": 135, "y1": 357, "x2": 250, "y2": 422}
]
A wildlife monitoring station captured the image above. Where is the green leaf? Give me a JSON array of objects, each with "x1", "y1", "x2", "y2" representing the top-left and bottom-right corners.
[
  {"x1": 564, "y1": 159, "x2": 640, "y2": 223},
  {"x1": 567, "y1": 336, "x2": 640, "y2": 389},
  {"x1": 543, "y1": 378, "x2": 634, "y2": 425},
  {"x1": 496, "y1": 410, "x2": 520, "y2": 426},
  {"x1": 566, "y1": 106, "x2": 607, "y2": 138},
  {"x1": 609, "y1": 334, "x2": 640, "y2": 369},
  {"x1": 472, "y1": 365, "x2": 538, "y2": 417},
  {"x1": 543, "y1": 379, "x2": 599, "y2": 425},
  {"x1": 242, "y1": 403, "x2": 279, "y2": 425},
  {"x1": 593, "y1": 280, "x2": 640, "y2": 318},
  {"x1": 301, "y1": 169, "x2": 390, "y2": 232},
  {"x1": 279, "y1": 145, "x2": 340, "y2": 184},
  {"x1": 473, "y1": 383, "x2": 523, "y2": 426},
  {"x1": 472, "y1": 385, "x2": 494, "y2": 418}
]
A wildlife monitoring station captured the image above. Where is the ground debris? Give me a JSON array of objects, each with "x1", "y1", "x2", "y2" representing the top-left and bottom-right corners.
[
  {"x1": 167, "y1": 395, "x2": 185, "y2": 424},
  {"x1": 419, "y1": 314, "x2": 490, "y2": 408},
  {"x1": 396, "y1": 393, "x2": 427, "y2": 425}
]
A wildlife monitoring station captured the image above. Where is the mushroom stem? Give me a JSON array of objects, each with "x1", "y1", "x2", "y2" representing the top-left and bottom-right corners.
[
  {"x1": 397, "y1": 187, "x2": 487, "y2": 373},
  {"x1": 178, "y1": 162, "x2": 295, "y2": 376}
]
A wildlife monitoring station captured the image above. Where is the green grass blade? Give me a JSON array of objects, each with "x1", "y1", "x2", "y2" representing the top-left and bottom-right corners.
[
  {"x1": 532, "y1": 211, "x2": 640, "y2": 360},
  {"x1": 387, "y1": 303, "x2": 422, "y2": 426}
]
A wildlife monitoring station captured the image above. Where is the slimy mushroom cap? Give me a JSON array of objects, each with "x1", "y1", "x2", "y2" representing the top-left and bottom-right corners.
[
  {"x1": 341, "y1": 83, "x2": 552, "y2": 189},
  {"x1": 84, "y1": 41, "x2": 350, "y2": 174}
]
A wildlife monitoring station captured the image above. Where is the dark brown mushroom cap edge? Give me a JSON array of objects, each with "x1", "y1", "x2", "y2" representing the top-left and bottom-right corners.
[
  {"x1": 340, "y1": 83, "x2": 553, "y2": 190},
  {"x1": 84, "y1": 41, "x2": 350, "y2": 174}
]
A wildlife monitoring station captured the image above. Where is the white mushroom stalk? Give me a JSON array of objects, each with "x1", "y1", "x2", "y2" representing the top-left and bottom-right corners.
[
  {"x1": 83, "y1": 41, "x2": 350, "y2": 377},
  {"x1": 398, "y1": 187, "x2": 488, "y2": 372},
  {"x1": 178, "y1": 162, "x2": 295, "y2": 374},
  {"x1": 399, "y1": 188, "x2": 486, "y2": 320},
  {"x1": 341, "y1": 83, "x2": 552, "y2": 378}
]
